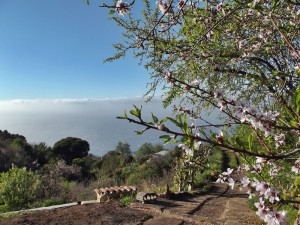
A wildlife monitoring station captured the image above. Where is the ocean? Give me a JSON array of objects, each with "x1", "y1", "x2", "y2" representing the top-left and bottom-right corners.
[{"x1": 0, "y1": 97, "x2": 176, "y2": 156}]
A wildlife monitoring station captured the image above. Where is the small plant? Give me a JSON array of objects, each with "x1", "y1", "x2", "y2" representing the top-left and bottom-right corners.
[
  {"x1": 119, "y1": 194, "x2": 135, "y2": 206},
  {"x1": 0, "y1": 165, "x2": 41, "y2": 210}
]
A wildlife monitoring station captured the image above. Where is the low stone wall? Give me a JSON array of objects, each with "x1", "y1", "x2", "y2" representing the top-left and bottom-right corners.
[{"x1": 94, "y1": 186, "x2": 137, "y2": 203}]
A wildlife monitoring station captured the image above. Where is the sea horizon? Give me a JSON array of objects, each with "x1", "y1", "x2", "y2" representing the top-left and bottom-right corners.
[{"x1": 0, "y1": 96, "x2": 176, "y2": 156}]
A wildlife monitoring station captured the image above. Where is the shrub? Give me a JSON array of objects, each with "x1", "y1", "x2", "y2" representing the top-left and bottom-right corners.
[
  {"x1": 119, "y1": 194, "x2": 135, "y2": 206},
  {"x1": 0, "y1": 165, "x2": 41, "y2": 209}
]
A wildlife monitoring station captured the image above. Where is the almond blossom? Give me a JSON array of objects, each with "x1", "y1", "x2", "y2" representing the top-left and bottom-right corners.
[
  {"x1": 228, "y1": 177, "x2": 235, "y2": 189},
  {"x1": 156, "y1": 1, "x2": 173, "y2": 14},
  {"x1": 115, "y1": 0, "x2": 131, "y2": 16},
  {"x1": 217, "y1": 2, "x2": 223, "y2": 11},
  {"x1": 177, "y1": 0, "x2": 186, "y2": 10},
  {"x1": 216, "y1": 131, "x2": 224, "y2": 144},
  {"x1": 274, "y1": 133, "x2": 285, "y2": 149},
  {"x1": 255, "y1": 182, "x2": 270, "y2": 196},
  {"x1": 194, "y1": 141, "x2": 201, "y2": 150},
  {"x1": 252, "y1": 164, "x2": 262, "y2": 174},
  {"x1": 241, "y1": 176, "x2": 251, "y2": 187},
  {"x1": 222, "y1": 168, "x2": 233, "y2": 176},
  {"x1": 266, "y1": 189, "x2": 280, "y2": 203},
  {"x1": 178, "y1": 143, "x2": 193, "y2": 157},
  {"x1": 254, "y1": 197, "x2": 265, "y2": 210},
  {"x1": 291, "y1": 159, "x2": 300, "y2": 174}
]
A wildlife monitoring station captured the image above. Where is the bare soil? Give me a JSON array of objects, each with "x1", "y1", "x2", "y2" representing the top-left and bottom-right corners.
[{"x1": 0, "y1": 183, "x2": 264, "y2": 225}]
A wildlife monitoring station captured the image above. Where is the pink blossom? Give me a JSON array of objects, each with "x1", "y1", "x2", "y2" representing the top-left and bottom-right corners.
[
  {"x1": 255, "y1": 182, "x2": 269, "y2": 196},
  {"x1": 236, "y1": 165, "x2": 242, "y2": 174},
  {"x1": 216, "y1": 174, "x2": 226, "y2": 183},
  {"x1": 256, "y1": 207, "x2": 269, "y2": 219},
  {"x1": 268, "y1": 164, "x2": 281, "y2": 176},
  {"x1": 156, "y1": 1, "x2": 173, "y2": 14},
  {"x1": 291, "y1": 159, "x2": 300, "y2": 174},
  {"x1": 115, "y1": 0, "x2": 130, "y2": 16},
  {"x1": 194, "y1": 141, "x2": 202, "y2": 150},
  {"x1": 252, "y1": 164, "x2": 262, "y2": 174},
  {"x1": 222, "y1": 168, "x2": 233, "y2": 176},
  {"x1": 217, "y1": 100, "x2": 227, "y2": 111},
  {"x1": 264, "y1": 210, "x2": 287, "y2": 225},
  {"x1": 254, "y1": 198, "x2": 265, "y2": 209},
  {"x1": 272, "y1": 211, "x2": 287, "y2": 225},
  {"x1": 177, "y1": 0, "x2": 186, "y2": 10},
  {"x1": 240, "y1": 176, "x2": 251, "y2": 187},
  {"x1": 256, "y1": 157, "x2": 265, "y2": 164},
  {"x1": 217, "y1": 2, "x2": 223, "y2": 11},
  {"x1": 216, "y1": 131, "x2": 224, "y2": 144},
  {"x1": 228, "y1": 177, "x2": 235, "y2": 189},
  {"x1": 247, "y1": 186, "x2": 256, "y2": 199},
  {"x1": 214, "y1": 90, "x2": 223, "y2": 98},
  {"x1": 266, "y1": 189, "x2": 280, "y2": 203},
  {"x1": 178, "y1": 144, "x2": 193, "y2": 157},
  {"x1": 274, "y1": 133, "x2": 285, "y2": 149},
  {"x1": 244, "y1": 164, "x2": 250, "y2": 171}
]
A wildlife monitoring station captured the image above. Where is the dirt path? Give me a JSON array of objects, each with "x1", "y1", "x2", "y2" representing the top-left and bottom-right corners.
[
  {"x1": 130, "y1": 183, "x2": 264, "y2": 225},
  {"x1": 0, "y1": 183, "x2": 264, "y2": 225}
]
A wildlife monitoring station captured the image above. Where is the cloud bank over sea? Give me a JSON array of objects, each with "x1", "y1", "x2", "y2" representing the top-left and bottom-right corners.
[{"x1": 0, "y1": 96, "x2": 175, "y2": 155}]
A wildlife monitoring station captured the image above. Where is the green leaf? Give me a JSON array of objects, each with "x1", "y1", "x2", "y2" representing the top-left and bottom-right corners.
[
  {"x1": 160, "y1": 117, "x2": 168, "y2": 124},
  {"x1": 152, "y1": 113, "x2": 158, "y2": 124},
  {"x1": 133, "y1": 105, "x2": 142, "y2": 117},
  {"x1": 183, "y1": 113, "x2": 189, "y2": 134},
  {"x1": 271, "y1": 0, "x2": 280, "y2": 8},
  {"x1": 295, "y1": 84, "x2": 300, "y2": 113},
  {"x1": 135, "y1": 130, "x2": 144, "y2": 135},
  {"x1": 159, "y1": 135, "x2": 171, "y2": 139},
  {"x1": 116, "y1": 116, "x2": 127, "y2": 120},
  {"x1": 177, "y1": 114, "x2": 183, "y2": 126},
  {"x1": 163, "y1": 139, "x2": 171, "y2": 144},
  {"x1": 108, "y1": 10, "x2": 115, "y2": 14},
  {"x1": 248, "y1": 135, "x2": 253, "y2": 151},
  {"x1": 130, "y1": 110, "x2": 139, "y2": 117},
  {"x1": 166, "y1": 117, "x2": 180, "y2": 127},
  {"x1": 135, "y1": 128, "x2": 149, "y2": 135},
  {"x1": 290, "y1": 120, "x2": 299, "y2": 127}
]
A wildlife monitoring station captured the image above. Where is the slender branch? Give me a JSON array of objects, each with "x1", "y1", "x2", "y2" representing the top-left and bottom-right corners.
[
  {"x1": 189, "y1": 1, "x2": 249, "y2": 53},
  {"x1": 269, "y1": 12, "x2": 300, "y2": 61},
  {"x1": 124, "y1": 116, "x2": 299, "y2": 160}
]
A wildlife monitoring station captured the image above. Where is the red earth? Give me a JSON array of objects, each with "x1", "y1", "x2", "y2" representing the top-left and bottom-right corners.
[{"x1": 0, "y1": 183, "x2": 264, "y2": 225}]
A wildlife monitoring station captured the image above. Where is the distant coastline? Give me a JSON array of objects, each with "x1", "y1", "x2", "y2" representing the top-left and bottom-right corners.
[{"x1": 0, "y1": 97, "x2": 173, "y2": 155}]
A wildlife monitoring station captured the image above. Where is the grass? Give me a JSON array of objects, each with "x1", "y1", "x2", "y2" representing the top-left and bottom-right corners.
[
  {"x1": 0, "y1": 212, "x2": 22, "y2": 220},
  {"x1": 0, "y1": 204, "x2": 9, "y2": 213},
  {"x1": 0, "y1": 205, "x2": 23, "y2": 221}
]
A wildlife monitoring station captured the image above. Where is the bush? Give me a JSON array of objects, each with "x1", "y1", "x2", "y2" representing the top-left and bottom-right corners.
[
  {"x1": 0, "y1": 165, "x2": 41, "y2": 210},
  {"x1": 119, "y1": 195, "x2": 135, "y2": 206}
]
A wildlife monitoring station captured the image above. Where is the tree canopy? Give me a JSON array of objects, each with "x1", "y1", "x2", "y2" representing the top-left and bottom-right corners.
[
  {"x1": 52, "y1": 137, "x2": 90, "y2": 164},
  {"x1": 98, "y1": 0, "x2": 300, "y2": 224}
]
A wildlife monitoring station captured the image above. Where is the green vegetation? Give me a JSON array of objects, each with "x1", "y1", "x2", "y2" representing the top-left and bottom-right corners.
[
  {"x1": 0, "y1": 165, "x2": 40, "y2": 210},
  {"x1": 119, "y1": 194, "x2": 136, "y2": 206},
  {"x1": 98, "y1": 0, "x2": 300, "y2": 223},
  {"x1": 0, "y1": 130, "x2": 233, "y2": 213},
  {"x1": 52, "y1": 137, "x2": 90, "y2": 165}
]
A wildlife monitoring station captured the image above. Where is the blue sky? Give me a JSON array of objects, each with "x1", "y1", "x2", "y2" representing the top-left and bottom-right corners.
[{"x1": 0, "y1": 0, "x2": 152, "y2": 100}]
